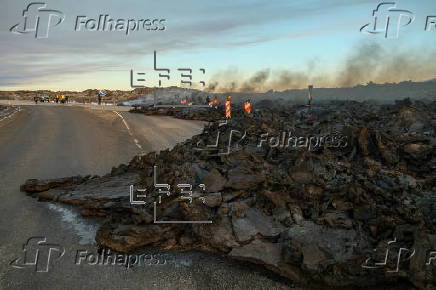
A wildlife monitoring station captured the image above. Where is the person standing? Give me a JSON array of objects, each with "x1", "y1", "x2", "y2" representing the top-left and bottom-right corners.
[
  {"x1": 98, "y1": 90, "x2": 106, "y2": 105},
  {"x1": 307, "y1": 85, "x2": 313, "y2": 107}
]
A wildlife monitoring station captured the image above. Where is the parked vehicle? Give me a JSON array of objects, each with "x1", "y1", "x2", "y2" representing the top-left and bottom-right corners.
[{"x1": 35, "y1": 94, "x2": 50, "y2": 103}]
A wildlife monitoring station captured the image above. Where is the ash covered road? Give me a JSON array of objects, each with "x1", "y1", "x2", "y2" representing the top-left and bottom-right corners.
[{"x1": 0, "y1": 104, "x2": 295, "y2": 290}]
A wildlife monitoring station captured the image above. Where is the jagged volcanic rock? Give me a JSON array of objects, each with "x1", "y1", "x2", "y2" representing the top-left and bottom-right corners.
[{"x1": 21, "y1": 100, "x2": 436, "y2": 288}]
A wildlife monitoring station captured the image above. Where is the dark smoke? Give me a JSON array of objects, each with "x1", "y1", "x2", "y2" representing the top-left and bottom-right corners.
[
  {"x1": 207, "y1": 41, "x2": 436, "y2": 93},
  {"x1": 240, "y1": 69, "x2": 270, "y2": 92},
  {"x1": 207, "y1": 81, "x2": 218, "y2": 92},
  {"x1": 336, "y1": 42, "x2": 436, "y2": 87},
  {"x1": 271, "y1": 70, "x2": 310, "y2": 91},
  {"x1": 220, "y1": 81, "x2": 238, "y2": 93}
]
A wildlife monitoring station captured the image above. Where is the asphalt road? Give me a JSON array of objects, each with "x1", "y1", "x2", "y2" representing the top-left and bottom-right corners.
[{"x1": 0, "y1": 104, "x2": 295, "y2": 290}]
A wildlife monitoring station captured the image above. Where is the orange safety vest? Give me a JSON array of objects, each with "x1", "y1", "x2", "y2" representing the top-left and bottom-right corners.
[
  {"x1": 244, "y1": 102, "x2": 252, "y2": 114},
  {"x1": 225, "y1": 96, "x2": 231, "y2": 118}
]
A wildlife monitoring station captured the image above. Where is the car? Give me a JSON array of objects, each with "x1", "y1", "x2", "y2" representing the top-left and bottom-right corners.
[{"x1": 36, "y1": 94, "x2": 50, "y2": 103}]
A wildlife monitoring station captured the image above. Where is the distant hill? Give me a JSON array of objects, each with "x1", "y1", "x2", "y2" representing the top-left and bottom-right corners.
[{"x1": 0, "y1": 80, "x2": 435, "y2": 105}]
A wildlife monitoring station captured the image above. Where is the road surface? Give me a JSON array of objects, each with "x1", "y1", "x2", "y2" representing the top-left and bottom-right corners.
[{"x1": 0, "y1": 103, "x2": 294, "y2": 290}]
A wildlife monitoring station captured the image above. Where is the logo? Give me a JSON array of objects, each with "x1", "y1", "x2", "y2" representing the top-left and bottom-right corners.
[
  {"x1": 362, "y1": 237, "x2": 436, "y2": 273},
  {"x1": 425, "y1": 16, "x2": 436, "y2": 32},
  {"x1": 360, "y1": 2, "x2": 415, "y2": 39},
  {"x1": 362, "y1": 237, "x2": 415, "y2": 273},
  {"x1": 10, "y1": 2, "x2": 65, "y2": 38},
  {"x1": 10, "y1": 237, "x2": 65, "y2": 272},
  {"x1": 75, "y1": 16, "x2": 166, "y2": 35},
  {"x1": 195, "y1": 120, "x2": 246, "y2": 156}
]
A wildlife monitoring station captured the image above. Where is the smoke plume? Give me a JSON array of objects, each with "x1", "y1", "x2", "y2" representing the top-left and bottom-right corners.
[{"x1": 207, "y1": 41, "x2": 436, "y2": 93}]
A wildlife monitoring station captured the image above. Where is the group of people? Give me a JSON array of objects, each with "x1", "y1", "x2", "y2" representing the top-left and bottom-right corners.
[
  {"x1": 33, "y1": 95, "x2": 69, "y2": 104},
  {"x1": 54, "y1": 95, "x2": 69, "y2": 103}
]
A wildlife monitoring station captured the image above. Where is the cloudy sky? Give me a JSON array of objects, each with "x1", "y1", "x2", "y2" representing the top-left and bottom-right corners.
[{"x1": 1, "y1": 0, "x2": 435, "y2": 91}]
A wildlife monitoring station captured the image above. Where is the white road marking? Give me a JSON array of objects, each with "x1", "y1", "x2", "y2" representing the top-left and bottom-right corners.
[
  {"x1": 113, "y1": 111, "x2": 143, "y2": 151},
  {"x1": 133, "y1": 138, "x2": 143, "y2": 149},
  {"x1": 0, "y1": 106, "x2": 21, "y2": 122},
  {"x1": 113, "y1": 111, "x2": 131, "y2": 131}
]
